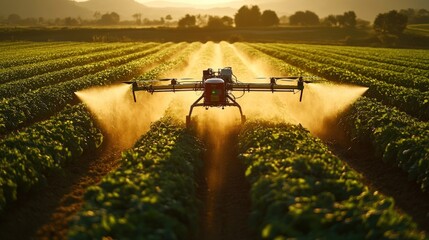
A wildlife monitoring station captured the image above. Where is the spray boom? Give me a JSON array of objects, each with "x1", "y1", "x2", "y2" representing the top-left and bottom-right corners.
[{"x1": 125, "y1": 67, "x2": 316, "y2": 127}]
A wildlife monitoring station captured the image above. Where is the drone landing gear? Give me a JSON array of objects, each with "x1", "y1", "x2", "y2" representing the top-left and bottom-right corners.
[{"x1": 185, "y1": 95, "x2": 246, "y2": 128}]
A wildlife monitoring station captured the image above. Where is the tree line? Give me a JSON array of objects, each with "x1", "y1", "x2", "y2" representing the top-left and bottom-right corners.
[{"x1": 2, "y1": 5, "x2": 428, "y2": 36}]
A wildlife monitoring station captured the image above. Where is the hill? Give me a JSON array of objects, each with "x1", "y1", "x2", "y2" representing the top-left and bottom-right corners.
[
  {"x1": 76, "y1": 0, "x2": 236, "y2": 20},
  {"x1": 0, "y1": 0, "x2": 91, "y2": 19}
]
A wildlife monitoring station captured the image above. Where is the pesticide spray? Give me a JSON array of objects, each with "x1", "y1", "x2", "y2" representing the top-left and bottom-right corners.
[
  {"x1": 225, "y1": 43, "x2": 369, "y2": 138},
  {"x1": 75, "y1": 84, "x2": 173, "y2": 149},
  {"x1": 237, "y1": 82, "x2": 368, "y2": 137}
]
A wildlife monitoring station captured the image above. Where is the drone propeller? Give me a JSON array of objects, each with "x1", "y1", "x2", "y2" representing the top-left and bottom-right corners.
[
  {"x1": 277, "y1": 78, "x2": 299, "y2": 82},
  {"x1": 274, "y1": 76, "x2": 301, "y2": 80}
]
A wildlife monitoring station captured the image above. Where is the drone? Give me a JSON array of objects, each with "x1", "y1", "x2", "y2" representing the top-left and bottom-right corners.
[{"x1": 125, "y1": 67, "x2": 314, "y2": 127}]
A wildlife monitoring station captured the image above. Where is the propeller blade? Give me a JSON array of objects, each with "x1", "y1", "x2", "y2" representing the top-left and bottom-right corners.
[
  {"x1": 274, "y1": 76, "x2": 300, "y2": 80},
  {"x1": 277, "y1": 78, "x2": 299, "y2": 82},
  {"x1": 179, "y1": 81, "x2": 201, "y2": 83}
]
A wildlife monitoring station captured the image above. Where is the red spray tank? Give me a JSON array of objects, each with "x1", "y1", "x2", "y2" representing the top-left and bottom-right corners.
[{"x1": 204, "y1": 78, "x2": 226, "y2": 106}]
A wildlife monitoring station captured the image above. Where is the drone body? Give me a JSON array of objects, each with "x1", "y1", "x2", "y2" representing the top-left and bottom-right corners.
[{"x1": 127, "y1": 67, "x2": 307, "y2": 127}]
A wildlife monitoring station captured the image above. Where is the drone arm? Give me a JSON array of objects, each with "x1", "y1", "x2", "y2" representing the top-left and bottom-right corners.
[
  {"x1": 231, "y1": 82, "x2": 305, "y2": 101},
  {"x1": 231, "y1": 83, "x2": 303, "y2": 92},
  {"x1": 133, "y1": 82, "x2": 204, "y2": 94}
]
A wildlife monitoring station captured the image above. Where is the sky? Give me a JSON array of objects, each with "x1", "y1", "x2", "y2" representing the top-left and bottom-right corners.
[
  {"x1": 137, "y1": 0, "x2": 232, "y2": 3},
  {"x1": 74, "y1": 0, "x2": 233, "y2": 4}
]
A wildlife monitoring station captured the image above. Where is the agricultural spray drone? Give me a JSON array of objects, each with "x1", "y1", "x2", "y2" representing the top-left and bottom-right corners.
[{"x1": 125, "y1": 67, "x2": 313, "y2": 127}]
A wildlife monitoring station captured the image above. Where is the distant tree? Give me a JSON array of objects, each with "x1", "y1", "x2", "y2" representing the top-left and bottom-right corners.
[
  {"x1": 374, "y1": 10, "x2": 408, "y2": 35},
  {"x1": 207, "y1": 16, "x2": 225, "y2": 28},
  {"x1": 261, "y1": 10, "x2": 279, "y2": 26},
  {"x1": 166, "y1": 15, "x2": 173, "y2": 21},
  {"x1": 100, "y1": 12, "x2": 120, "y2": 25},
  {"x1": 142, "y1": 17, "x2": 166, "y2": 26},
  {"x1": 249, "y1": 5, "x2": 262, "y2": 26},
  {"x1": 132, "y1": 13, "x2": 142, "y2": 25},
  {"x1": 335, "y1": 14, "x2": 345, "y2": 27},
  {"x1": 21, "y1": 17, "x2": 38, "y2": 26},
  {"x1": 93, "y1": 11, "x2": 101, "y2": 20},
  {"x1": 356, "y1": 18, "x2": 370, "y2": 28},
  {"x1": 400, "y1": 8, "x2": 429, "y2": 24},
  {"x1": 234, "y1": 5, "x2": 261, "y2": 27},
  {"x1": 206, "y1": 15, "x2": 233, "y2": 28},
  {"x1": 64, "y1": 17, "x2": 79, "y2": 26},
  {"x1": 55, "y1": 18, "x2": 62, "y2": 25},
  {"x1": 323, "y1": 14, "x2": 338, "y2": 26},
  {"x1": 342, "y1": 11, "x2": 357, "y2": 28},
  {"x1": 289, "y1": 11, "x2": 319, "y2": 26},
  {"x1": 8, "y1": 14, "x2": 21, "y2": 24},
  {"x1": 221, "y1": 16, "x2": 234, "y2": 27},
  {"x1": 196, "y1": 14, "x2": 208, "y2": 27},
  {"x1": 178, "y1": 14, "x2": 196, "y2": 28}
]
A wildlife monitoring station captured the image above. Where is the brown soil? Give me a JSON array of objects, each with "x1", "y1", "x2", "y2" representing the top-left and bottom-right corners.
[
  {"x1": 0, "y1": 138, "x2": 121, "y2": 240},
  {"x1": 319, "y1": 118, "x2": 429, "y2": 234},
  {"x1": 195, "y1": 123, "x2": 256, "y2": 240}
]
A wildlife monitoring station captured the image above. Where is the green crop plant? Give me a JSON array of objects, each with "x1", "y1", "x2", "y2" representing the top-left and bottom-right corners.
[
  {"x1": 69, "y1": 117, "x2": 204, "y2": 239},
  {"x1": 238, "y1": 121, "x2": 425, "y2": 239}
]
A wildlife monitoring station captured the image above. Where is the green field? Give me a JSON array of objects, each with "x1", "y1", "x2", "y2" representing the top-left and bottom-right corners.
[{"x1": 0, "y1": 41, "x2": 428, "y2": 239}]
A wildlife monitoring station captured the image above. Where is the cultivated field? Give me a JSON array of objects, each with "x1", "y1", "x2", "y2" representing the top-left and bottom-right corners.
[{"x1": 0, "y1": 41, "x2": 428, "y2": 239}]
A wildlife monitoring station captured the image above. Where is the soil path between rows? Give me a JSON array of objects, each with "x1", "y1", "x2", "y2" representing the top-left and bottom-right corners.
[
  {"x1": 0, "y1": 138, "x2": 121, "y2": 240},
  {"x1": 319, "y1": 119, "x2": 429, "y2": 233},
  {"x1": 196, "y1": 123, "x2": 256, "y2": 240}
]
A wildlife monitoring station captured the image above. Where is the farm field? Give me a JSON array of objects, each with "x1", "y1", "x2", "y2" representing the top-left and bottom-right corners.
[{"x1": 0, "y1": 41, "x2": 428, "y2": 239}]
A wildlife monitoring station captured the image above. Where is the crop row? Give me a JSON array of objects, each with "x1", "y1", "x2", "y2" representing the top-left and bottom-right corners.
[
  {"x1": 0, "y1": 43, "x2": 161, "y2": 99},
  {"x1": 0, "y1": 104, "x2": 102, "y2": 214},
  {"x1": 238, "y1": 121, "x2": 425, "y2": 239},
  {"x1": 68, "y1": 117, "x2": 203, "y2": 239},
  {"x1": 0, "y1": 42, "x2": 187, "y2": 135},
  {"x1": 0, "y1": 42, "x2": 126, "y2": 69},
  {"x1": 306, "y1": 45, "x2": 429, "y2": 71},
  {"x1": 278, "y1": 44, "x2": 429, "y2": 91},
  {"x1": 239, "y1": 44, "x2": 429, "y2": 190},
  {"x1": 304, "y1": 45, "x2": 429, "y2": 76},
  {"x1": 135, "y1": 42, "x2": 203, "y2": 80},
  {"x1": 233, "y1": 42, "x2": 305, "y2": 77},
  {"x1": 0, "y1": 42, "x2": 79, "y2": 58},
  {"x1": 342, "y1": 97, "x2": 429, "y2": 191},
  {"x1": 0, "y1": 42, "x2": 145, "y2": 84},
  {"x1": 248, "y1": 43, "x2": 429, "y2": 121}
]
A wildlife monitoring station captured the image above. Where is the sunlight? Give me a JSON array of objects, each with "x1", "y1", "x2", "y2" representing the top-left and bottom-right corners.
[{"x1": 137, "y1": 0, "x2": 233, "y2": 5}]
